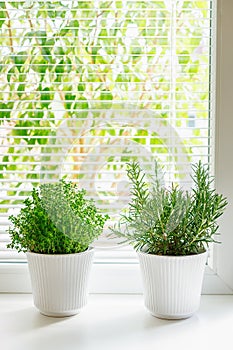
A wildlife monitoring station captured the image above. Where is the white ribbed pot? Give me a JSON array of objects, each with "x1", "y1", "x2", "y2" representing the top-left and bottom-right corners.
[
  {"x1": 26, "y1": 248, "x2": 94, "y2": 317},
  {"x1": 138, "y1": 251, "x2": 207, "y2": 319}
]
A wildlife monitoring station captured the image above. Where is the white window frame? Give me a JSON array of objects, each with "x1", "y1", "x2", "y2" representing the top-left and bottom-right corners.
[{"x1": 1, "y1": 0, "x2": 233, "y2": 294}]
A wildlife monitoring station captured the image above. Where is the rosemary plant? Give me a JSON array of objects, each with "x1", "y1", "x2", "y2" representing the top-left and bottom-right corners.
[
  {"x1": 111, "y1": 161, "x2": 227, "y2": 255},
  {"x1": 8, "y1": 180, "x2": 109, "y2": 254}
]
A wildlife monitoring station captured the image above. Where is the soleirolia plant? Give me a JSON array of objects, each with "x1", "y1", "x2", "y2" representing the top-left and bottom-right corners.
[
  {"x1": 7, "y1": 179, "x2": 109, "y2": 254},
  {"x1": 111, "y1": 161, "x2": 227, "y2": 256}
]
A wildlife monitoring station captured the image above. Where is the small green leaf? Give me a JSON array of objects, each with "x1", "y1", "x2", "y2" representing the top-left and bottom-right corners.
[
  {"x1": 11, "y1": 52, "x2": 28, "y2": 71},
  {"x1": 61, "y1": 19, "x2": 79, "y2": 36},
  {"x1": 100, "y1": 90, "x2": 113, "y2": 108},
  {"x1": 42, "y1": 47, "x2": 52, "y2": 63},
  {"x1": 40, "y1": 87, "x2": 51, "y2": 108},
  {"x1": 55, "y1": 63, "x2": 64, "y2": 74},
  {"x1": 0, "y1": 8, "x2": 5, "y2": 28},
  {"x1": 189, "y1": 64, "x2": 198, "y2": 74},
  {"x1": 78, "y1": 83, "x2": 85, "y2": 92},
  {"x1": 7, "y1": 67, "x2": 16, "y2": 82},
  {"x1": 8, "y1": 1, "x2": 20, "y2": 8},
  {"x1": 132, "y1": 47, "x2": 141, "y2": 60},
  {"x1": 66, "y1": 57, "x2": 72, "y2": 72},
  {"x1": 17, "y1": 83, "x2": 25, "y2": 96},
  {"x1": 0, "y1": 103, "x2": 11, "y2": 119},
  {"x1": 32, "y1": 59, "x2": 48, "y2": 75},
  {"x1": 54, "y1": 46, "x2": 65, "y2": 56},
  {"x1": 65, "y1": 93, "x2": 76, "y2": 110},
  {"x1": 178, "y1": 50, "x2": 190, "y2": 65},
  {"x1": 69, "y1": 20, "x2": 79, "y2": 29},
  {"x1": 100, "y1": 90, "x2": 113, "y2": 101},
  {"x1": 34, "y1": 31, "x2": 47, "y2": 45},
  {"x1": 73, "y1": 97, "x2": 89, "y2": 118},
  {"x1": 28, "y1": 110, "x2": 44, "y2": 119}
]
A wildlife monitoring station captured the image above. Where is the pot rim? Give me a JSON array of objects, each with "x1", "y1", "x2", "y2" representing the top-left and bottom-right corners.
[
  {"x1": 137, "y1": 249, "x2": 207, "y2": 259},
  {"x1": 26, "y1": 246, "x2": 94, "y2": 258}
]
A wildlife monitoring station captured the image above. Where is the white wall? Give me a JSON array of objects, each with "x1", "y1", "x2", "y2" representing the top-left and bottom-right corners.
[{"x1": 216, "y1": 0, "x2": 233, "y2": 290}]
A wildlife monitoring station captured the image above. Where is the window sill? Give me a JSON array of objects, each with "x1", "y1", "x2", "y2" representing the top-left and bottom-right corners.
[
  {"x1": 1, "y1": 294, "x2": 233, "y2": 350},
  {"x1": 0, "y1": 261, "x2": 232, "y2": 294}
]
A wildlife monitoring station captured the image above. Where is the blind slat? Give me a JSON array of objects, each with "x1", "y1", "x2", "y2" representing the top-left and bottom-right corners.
[{"x1": 0, "y1": 0, "x2": 214, "y2": 261}]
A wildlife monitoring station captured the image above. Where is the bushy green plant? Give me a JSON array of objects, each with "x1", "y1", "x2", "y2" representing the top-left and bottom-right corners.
[
  {"x1": 7, "y1": 180, "x2": 109, "y2": 254},
  {"x1": 111, "y1": 161, "x2": 227, "y2": 255}
]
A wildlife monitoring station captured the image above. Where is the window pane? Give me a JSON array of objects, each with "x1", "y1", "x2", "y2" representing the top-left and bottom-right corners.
[{"x1": 0, "y1": 0, "x2": 214, "y2": 258}]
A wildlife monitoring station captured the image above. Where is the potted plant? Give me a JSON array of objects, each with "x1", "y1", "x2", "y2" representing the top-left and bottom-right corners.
[
  {"x1": 111, "y1": 161, "x2": 227, "y2": 319},
  {"x1": 7, "y1": 179, "x2": 109, "y2": 317}
]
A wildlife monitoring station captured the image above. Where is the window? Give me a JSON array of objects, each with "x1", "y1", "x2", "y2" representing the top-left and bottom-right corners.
[{"x1": 0, "y1": 0, "x2": 232, "y2": 293}]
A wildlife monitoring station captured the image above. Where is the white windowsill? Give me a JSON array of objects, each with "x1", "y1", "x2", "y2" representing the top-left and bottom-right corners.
[
  {"x1": 0, "y1": 261, "x2": 232, "y2": 294},
  {"x1": 1, "y1": 294, "x2": 233, "y2": 350}
]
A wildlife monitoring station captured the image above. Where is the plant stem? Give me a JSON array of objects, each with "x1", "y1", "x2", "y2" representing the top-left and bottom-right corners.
[{"x1": 5, "y1": 6, "x2": 13, "y2": 53}]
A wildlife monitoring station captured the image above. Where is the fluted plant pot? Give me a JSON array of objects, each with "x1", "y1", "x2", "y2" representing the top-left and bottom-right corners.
[
  {"x1": 27, "y1": 248, "x2": 94, "y2": 317},
  {"x1": 138, "y1": 250, "x2": 207, "y2": 319},
  {"x1": 110, "y1": 162, "x2": 227, "y2": 318},
  {"x1": 7, "y1": 180, "x2": 109, "y2": 317}
]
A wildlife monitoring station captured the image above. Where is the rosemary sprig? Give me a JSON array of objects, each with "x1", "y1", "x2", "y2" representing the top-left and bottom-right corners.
[{"x1": 110, "y1": 161, "x2": 227, "y2": 256}]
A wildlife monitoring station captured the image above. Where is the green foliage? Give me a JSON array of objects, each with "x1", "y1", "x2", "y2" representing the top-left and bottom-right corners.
[
  {"x1": 111, "y1": 161, "x2": 228, "y2": 256},
  {"x1": 7, "y1": 180, "x2": 109, "y2": 254},
  {"x1": 0, "y1": 1, "x2": 212, "y2": 216}
]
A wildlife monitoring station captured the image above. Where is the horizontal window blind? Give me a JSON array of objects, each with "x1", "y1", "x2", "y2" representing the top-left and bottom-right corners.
[{"x1": 0, "y1": 0, "x2": 214, "y2": 260}]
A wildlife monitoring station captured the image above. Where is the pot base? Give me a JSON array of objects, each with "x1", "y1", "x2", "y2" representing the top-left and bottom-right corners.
[
  {"x1": 148, "y1": 309, "x2": 195, "y2": 320},
  {"x1": 39, "y1": 308, "x2": 81, "y2": 317}
]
